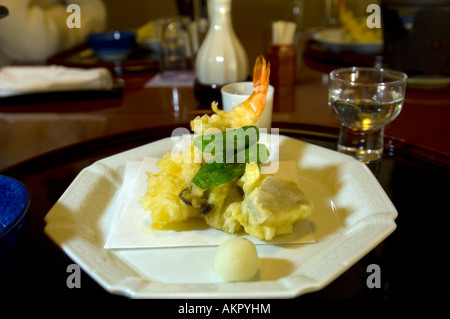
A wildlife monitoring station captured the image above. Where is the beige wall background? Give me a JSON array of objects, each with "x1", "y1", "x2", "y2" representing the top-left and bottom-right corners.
[{"x1": 105, "y1": 0, "x2": 179, "y2": 30}]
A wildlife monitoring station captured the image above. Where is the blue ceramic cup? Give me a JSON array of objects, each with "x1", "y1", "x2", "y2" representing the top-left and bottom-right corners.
[{"x1": 87, "y1": 30, "x2": 136, "y2": 61}]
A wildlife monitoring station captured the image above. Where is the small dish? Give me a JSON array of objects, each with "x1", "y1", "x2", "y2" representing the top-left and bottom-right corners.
[
  {"x1": 313, "y1": 28, "x2": 383, "y2": 55},
  {"x1": 0, "y1": 175, "x2": 30, "y2": 272},
  {"x1": 87, "y1": 30, "x2": 136, "y2": 61},
  {"x1": 407, "y1": 75, "x2": 450, "y2": 89}
]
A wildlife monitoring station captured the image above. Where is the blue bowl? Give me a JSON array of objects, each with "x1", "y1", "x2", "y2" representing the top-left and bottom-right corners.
[
  {"x1": 0, "y1": 175, "x2": 30, "y2": 272},
  {"x1": 87, "y1": 30, "x2": 136, "y2": 61}
]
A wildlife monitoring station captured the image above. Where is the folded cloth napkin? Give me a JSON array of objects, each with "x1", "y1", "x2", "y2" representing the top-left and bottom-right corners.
[{"x1": 0, "y1": 65, "x2": 113, "y2": 97}]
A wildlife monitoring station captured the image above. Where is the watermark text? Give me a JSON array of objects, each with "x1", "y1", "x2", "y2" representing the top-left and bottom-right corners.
[
  {"x1": 66, "y1": 263, "x2": 81, "y2": 288},
  {"x1": 178, "y1": 303, "x2": 270, "y2": 316},
  {"x1": 66, "y1": 4, "x2": 81, "y2": 28},
  {"x1": 366, "y1": 4, "x2": 381, "y2": 28}
]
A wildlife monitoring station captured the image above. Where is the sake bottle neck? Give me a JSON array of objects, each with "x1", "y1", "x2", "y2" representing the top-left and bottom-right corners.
[{"x1": 209, "y1": 0, "x2": 233, "y2": 29}]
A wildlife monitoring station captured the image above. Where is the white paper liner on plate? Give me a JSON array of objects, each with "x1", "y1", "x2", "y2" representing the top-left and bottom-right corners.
[{"x1": 104, "y1": 158, "x2": 315, "y2": 249}]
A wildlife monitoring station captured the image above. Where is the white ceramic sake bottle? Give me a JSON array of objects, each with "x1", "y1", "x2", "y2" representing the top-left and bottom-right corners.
[{"x1": 194, "y1": 0, "x2": 249, "y2": 106}]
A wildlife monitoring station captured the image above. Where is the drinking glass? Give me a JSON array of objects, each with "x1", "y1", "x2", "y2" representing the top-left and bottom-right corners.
[
  {"x1": 328, "y1": 67, "x2": 407, "y2": 163},
  {"x1": 159, "y1": 17, "x2": 192, "y2": 79}
]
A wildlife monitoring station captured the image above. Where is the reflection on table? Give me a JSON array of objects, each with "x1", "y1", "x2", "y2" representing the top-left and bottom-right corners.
[{"x1": 1, "y1": 52, "x2": 449, "y2": 170}]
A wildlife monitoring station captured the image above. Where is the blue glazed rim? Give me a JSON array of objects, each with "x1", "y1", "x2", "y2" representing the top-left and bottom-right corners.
[
  {"x1": 87, "y1": 30, "x2": 136, "y2": 47},
  {"x1": 87, "y1": 30, "x2": 136, "y2": 40},
  {"x1": 0, "y1": 175, "x2": 30, "y2": 238}
]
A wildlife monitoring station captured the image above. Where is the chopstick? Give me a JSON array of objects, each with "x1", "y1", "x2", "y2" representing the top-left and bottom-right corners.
[{"x1": 272, "y1": 21, "x2": 297, "y2": 45}]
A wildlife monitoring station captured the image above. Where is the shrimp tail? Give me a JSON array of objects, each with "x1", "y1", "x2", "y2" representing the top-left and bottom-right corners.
[
  {"x1": 252, "y1": 55, "x2": 270, "y2": 93},
  {"x1": 247, "y1": 55, "x2": 270, "y2": 116}
]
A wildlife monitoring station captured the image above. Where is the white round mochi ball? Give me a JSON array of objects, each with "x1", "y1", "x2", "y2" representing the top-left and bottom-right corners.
[{"x1": 214, "y1": 238, "x2": 259, "y2": 282}]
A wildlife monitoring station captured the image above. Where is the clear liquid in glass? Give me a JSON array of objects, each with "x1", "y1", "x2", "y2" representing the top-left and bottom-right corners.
[{"x1": 329, "y1": 93, "x2": 404, "y2": 163}]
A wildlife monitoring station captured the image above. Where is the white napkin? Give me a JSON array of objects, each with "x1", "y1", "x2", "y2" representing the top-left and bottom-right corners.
[
  {"x1": 104, "y1": 158, "x2": 315, "y2": 250},
  {"x1": 0, "y1": 65, "x2": 113, "y2": 97},
  {"x1": 145, "y1": 70, "x2": 195, "y2": 88}
]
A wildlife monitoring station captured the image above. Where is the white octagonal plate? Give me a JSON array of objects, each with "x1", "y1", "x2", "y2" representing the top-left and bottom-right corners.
[{"x1": 44, "y1": 134, "x2": 397, "y2": 299}]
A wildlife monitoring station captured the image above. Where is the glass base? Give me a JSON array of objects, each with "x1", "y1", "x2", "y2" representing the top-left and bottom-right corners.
[
  {"x1": 337, "y1": 126, "x2": 384, "y2": 164},
  {"x1": 337, "y1": 144, "x2": 383, "y2": 163}
]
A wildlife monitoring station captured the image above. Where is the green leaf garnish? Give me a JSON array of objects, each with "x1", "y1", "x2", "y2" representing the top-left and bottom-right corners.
[
  {"x1": 193, "y1": 126, "x2": 259, "y2": 155},
  {"x1": 192, "y1": 126, "x2": 270, "y2": 189}
]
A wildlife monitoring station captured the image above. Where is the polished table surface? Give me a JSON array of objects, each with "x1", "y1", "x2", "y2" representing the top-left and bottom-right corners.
[
  {"x1": 1, "y1": 52, "x2": 450, "y2": 307},
  {"x1": 0, "y1": 54, "x2": 449, "y2": 169}
]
